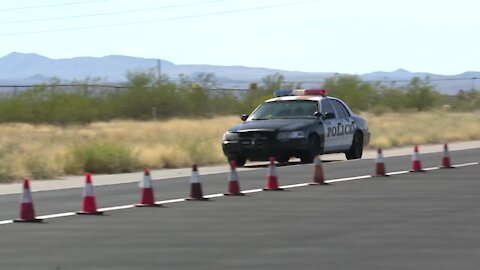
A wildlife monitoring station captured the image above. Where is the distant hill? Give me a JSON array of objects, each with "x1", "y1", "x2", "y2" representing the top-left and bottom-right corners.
[{"x1": 0, "y1": 52, "x2": 478, "y2": 94}]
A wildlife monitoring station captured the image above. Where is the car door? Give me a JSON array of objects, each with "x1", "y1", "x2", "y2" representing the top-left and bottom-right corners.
[
  {"x1": 330, "y1": 99, "x2": 356, "y2": 151},
  {"x1": 320, "y1": 99, "x2": 343, "y2": 152}
]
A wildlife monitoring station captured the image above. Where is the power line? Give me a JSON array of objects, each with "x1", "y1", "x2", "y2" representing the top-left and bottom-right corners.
[
  {"x1": 0, "y1": 0, "x2": 112, "y2": 12},
  {"x1": 0, "y1": 0, "x2": 225, "y2": 25},
  {"x1": 0, "y1": 0, "x2": 321, "y2": 36}
]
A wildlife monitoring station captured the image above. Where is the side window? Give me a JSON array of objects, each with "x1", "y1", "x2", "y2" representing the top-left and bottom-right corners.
[
  {"x1": 320, "y1": 99, "x2": 335, "y2": 117},
  {"x1": 330, "y1": 99, "x2": 350, "y2": 118}
]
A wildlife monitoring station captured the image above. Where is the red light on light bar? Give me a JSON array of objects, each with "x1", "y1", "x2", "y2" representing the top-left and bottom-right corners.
[{"x1": 304, "y1": 89, "x2": 327, "y2": 96}]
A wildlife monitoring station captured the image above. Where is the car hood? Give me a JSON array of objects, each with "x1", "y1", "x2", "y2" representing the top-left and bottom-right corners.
[{"x1": 227, "y1": 119, "x2": 316, "y2": 133}]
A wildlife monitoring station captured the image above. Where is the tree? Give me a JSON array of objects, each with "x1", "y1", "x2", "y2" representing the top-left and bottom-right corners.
[
  {"x1": 403, "y1": 77, "x2": 441, "y2": 111},
  {"x1": 261, "y1": 73, "x2": 286, "y2": 92},
  {"x1": 322, "y1": 75, "x2": 375, "y2": 111}
]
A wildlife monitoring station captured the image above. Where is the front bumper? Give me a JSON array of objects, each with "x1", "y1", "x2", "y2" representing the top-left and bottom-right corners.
[{"x1": 222, "y1": 137, "x2": 310, "y2": 161}]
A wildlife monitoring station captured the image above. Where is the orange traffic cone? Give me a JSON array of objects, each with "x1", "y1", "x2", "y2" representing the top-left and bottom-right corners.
[
  {"x1": 441, "y1": 143, "x2": 453, "y2": 169},
  {"x1": 310, "y1": 155, "x2": 328, "y2": 185},
  {"x1": 77, "y1": 173, "x2": 103, "y2": 215},
  {"x1": 14, "y1": 179, "x2": 42, "y2": 223},
  {"x1": 187, "y1": 164, "x2": 209, "y2": 201},
  {"x1": 263, "y1": 157, "x2": 284, "y2": 191},
  {"x1": 374, "y1": 149, "x2": 388, "y2": 177},
  {"x1": 410, "y1": 145, "x2": 425, "y2": 172},
  {"x1": 225, "y1": 160, "x2": 245, "y2": 196},
  {"x1": 136, "y1": 168, "x2": 161, "y2": 207}
]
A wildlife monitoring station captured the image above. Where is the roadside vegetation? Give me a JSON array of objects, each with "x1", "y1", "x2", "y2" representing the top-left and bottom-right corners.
[{"x1": 0, "y1": 71, "x2": 479, "y2": 182}]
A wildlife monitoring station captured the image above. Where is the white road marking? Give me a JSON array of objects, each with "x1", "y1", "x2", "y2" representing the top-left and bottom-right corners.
[
  {"x1": 0, "y1": 161, "x2": 478, "y2": 226},
  {"x1": 453, "y1": 162, "x2": 479, "y2": 168},
  {"x1": 387, "y1": 170, "x2": 409, "y2": 176},
  {"x1": 326, "y1": 175, "x2": 372, "y2": 183},
  {"x1": 37, "y1": 212, "x2": 76, "y2": 219}
]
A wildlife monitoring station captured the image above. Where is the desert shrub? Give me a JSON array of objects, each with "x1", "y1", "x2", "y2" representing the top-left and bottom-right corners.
[{"x1": 66, "y1": 142, "x2": 140, "y2": 174}]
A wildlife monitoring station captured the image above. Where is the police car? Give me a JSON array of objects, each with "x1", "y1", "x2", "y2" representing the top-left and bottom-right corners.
[{"x1": 222, "y1": 89, "x2": 370, "y2": 166}]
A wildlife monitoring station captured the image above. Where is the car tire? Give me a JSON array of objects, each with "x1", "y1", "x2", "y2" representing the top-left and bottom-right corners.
[
  {"x1": 277, "y1": 155, "x2": 290, "y2": 164},
  {"x1": 228, "y1": 156, "x2": 247, "y2": 167},
  {"x1": 300, "y1": 135, "x2": 321, "y2": 164},
  {"x1": 345, "y1": 131, "x2": 363, "y2": 160}
]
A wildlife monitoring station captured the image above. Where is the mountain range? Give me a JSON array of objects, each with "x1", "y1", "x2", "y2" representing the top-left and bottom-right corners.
[{"x1": 0, "y1": 52, "x2": 478, "y2": 95}]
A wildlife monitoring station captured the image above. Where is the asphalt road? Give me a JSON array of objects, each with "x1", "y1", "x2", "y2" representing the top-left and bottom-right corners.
[{"x1": 0, "y1": 148, "x2": 479, "y2": 269}]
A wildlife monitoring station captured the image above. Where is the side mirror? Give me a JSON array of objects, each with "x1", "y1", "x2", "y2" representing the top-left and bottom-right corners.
[
  {"x1": 241, "y1": 114, "x2": 249, "y2": 121},
  {"x1": 322, "y1": 112, "x2": 335, "y2": 120},
  {"x1": 314, "y1": 111, "x2": 322, "y2": 118}
]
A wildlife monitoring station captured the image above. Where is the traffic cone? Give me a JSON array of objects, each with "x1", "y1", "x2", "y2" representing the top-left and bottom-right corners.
[
  {"x1": 263, "y1": 157, "x2": 284, "y2": 191},
  {"x1": 410, "y1": 145, "x2": 425, "y2": 172},
  {"x1": 14, "y1": 179, "x2": 42, "y2": 223},
  {"x1": 374, "y1": 149, "x2": 388, "y2": 177},
  {"x1": 187, "y1": 164, "x2": 209, "y2": 201},
  {"x1": 77, "y1": 173, "x2": 103, "y2": 215},
  {"x1": 136, "y1": 168, "x2": 161, "y2": 207},
  {"x1": 224, "y1": 160, "x2": 245, "y2": 196},
  {"x1": 441, "y1": 143, "x2": 453, "y2": 169},
  {"x1": 310, "y1": 155, "x2": 328, "y2": 185}
]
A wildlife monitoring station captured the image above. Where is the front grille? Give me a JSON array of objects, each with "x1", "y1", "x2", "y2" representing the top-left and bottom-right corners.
[{"x1": 238, "y1": 131, "x2": 275, "y2": 140}]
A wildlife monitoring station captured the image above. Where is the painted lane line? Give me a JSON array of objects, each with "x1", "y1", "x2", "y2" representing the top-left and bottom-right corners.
[
  {"x1": 156, "y1": 198, "x2": 186, "y2": 204},
  {"x1": 242, "y1": 188, "x2": 263, "y2": 194},
  {"x1": 387, "y1": 170, "x2": 409, "y2": 176},
  {"x1": 204, "y1": 194, "x2": 224, "y2": 199},
  {"x1": 453, "y1": 162, "x2": 479, "y2": 168},
  {"x1": 98, "y1": 204, "x2": 135, "y2": 212},
  {"x1": 0, "y1": 161, "x2": 478, "y2": 226},
  {"x1": 424, "y1": 166, "x2": 440, "y2": 171},
  {"x1": 280, "y1": 183, "x2": 310, "y2": 189},
  {"x1": 37, "y1": 212, "x2": 75, "y2": 219},
  {"x1": 326, "y1": 175, "x2": 372, "y2": 184}
]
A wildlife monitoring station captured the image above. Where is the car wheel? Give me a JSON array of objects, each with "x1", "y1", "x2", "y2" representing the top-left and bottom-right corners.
[
  {"x1": 300, "y1": 135, "x2": 320, "y2": 164},
  {"x1": 345, "y1": 132, "x2": 363, "y2": 160},
  {"x1": 277, "y1": 155, "x2": 290, "y2": 164},
  {"x1": 228, "y1": 156, "x2": 247, "y2": 167}
]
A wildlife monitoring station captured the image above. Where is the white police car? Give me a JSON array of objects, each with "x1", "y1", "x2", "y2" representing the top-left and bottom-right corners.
[{"x1": 222, "y1": 89, "x2": 370, "y2": 166}]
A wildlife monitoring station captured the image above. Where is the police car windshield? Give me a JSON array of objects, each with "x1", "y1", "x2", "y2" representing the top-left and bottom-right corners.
[{"x1": 249, "y1": 100, "x2": 319, "y2": 120}]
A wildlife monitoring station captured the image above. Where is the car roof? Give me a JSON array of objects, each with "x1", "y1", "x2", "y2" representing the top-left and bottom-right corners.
[{"x1": 264, "y1": 95, "x2": 327, "y2": 102}]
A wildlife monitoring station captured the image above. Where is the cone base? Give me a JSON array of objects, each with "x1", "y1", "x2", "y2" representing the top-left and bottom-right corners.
[
  {"x1": 76, "y1": 211, "x2": 104, "y2": 215},
  {"x1": 224, "y1": 193, "x2": 246, "y2": 196},
  {"x1": 135, "y1": 203, "x2": 162, "y2": 207},
  {"x1": 186, "y1": 197, "x2": 210, "y2": 201},
  {"x1": 309, "y1": 182, "x2": 330, "y2": 186},
  {"x1": 13, "y1": 218, "x2": 43, "y2": 223},
  {"x1": 263, "y1": 188, "x2": 284, "y2": 191}
]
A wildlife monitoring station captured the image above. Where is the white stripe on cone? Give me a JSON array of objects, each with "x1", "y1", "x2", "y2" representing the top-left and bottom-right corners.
[
  {"x1": 83, "y1": 183, "x2": 95, "y2": 196},
  {"x1": 140, "y1": 174, "x2": 153, "y2": 188},
  {"x1": 268, "y1": 161, "x2": 277, "y2": 177},
  {"x1": 376, "y1": 149, "x2": 384, "y2": 163},
  {"x1": 21, "y1": 188, "x2": 33, "y2": 203},
  {"x1": 190, "y1": 170, "x2": 200, "y2": 183},
  {"x1": 229, "y1": 167, "x2": 239, "y2": 183}
]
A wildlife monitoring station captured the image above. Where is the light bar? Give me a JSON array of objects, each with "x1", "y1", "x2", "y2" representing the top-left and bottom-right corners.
[
  {"x1": 273, "y1": 90, "x2": 293, "y2": 97},
  {"x1": 292, "y1": 88, "x2": 327, "y2": 97}
]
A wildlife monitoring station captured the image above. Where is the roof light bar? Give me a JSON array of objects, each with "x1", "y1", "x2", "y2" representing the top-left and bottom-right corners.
[
  {"x1": 273, "y1": 90, "x2": 293, "y2": 97},
  {"x1": 293, "y1": 88, "x2": 328, "y2": 97}
]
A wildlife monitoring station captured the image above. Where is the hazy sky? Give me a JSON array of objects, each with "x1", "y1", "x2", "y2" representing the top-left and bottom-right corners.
[{"x1": 0, "y1": 0, "x2": 478, "y2": 75}]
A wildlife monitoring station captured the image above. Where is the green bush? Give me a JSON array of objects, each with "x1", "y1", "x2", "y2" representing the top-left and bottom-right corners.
[{"x1": 66, "y1": 142, "x2": 140, "y2": 174}]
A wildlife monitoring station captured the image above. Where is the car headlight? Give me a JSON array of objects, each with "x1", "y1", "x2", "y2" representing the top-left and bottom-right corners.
[
  {"x1": 277, "y1": 131, "x2": 305, "y2": 139},
  {"x1": 223, "y1": 131, "x2": 239, "y2": 141}
]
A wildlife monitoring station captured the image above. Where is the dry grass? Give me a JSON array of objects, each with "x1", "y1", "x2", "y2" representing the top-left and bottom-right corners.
[
  {"x1": 0, "y1": 112, "x2": 479, "y2": 182},
  {"x1": 365, "y1": 111, "x2": 480, "y2": 148}
]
